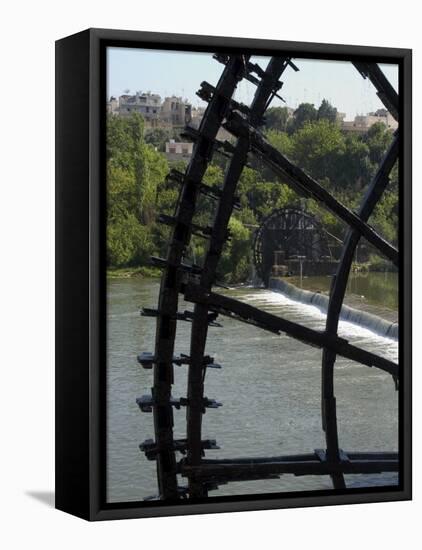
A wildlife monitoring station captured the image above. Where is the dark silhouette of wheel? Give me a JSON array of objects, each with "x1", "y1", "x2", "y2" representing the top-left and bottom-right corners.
[{"x1": 253, "y1": 207, "x2": 333, "y2": 286}]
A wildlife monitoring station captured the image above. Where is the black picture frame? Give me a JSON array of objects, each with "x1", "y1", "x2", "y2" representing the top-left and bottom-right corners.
[{"x1": 55, "y1": 27, "x2": 412, "y2": 521}]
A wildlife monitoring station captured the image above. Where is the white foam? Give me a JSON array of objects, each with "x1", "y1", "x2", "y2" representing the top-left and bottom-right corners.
[{"x1": 240, "y1": 289, "x2": 398, "y2": 361}]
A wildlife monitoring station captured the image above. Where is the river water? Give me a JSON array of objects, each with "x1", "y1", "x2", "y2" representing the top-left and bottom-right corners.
[
  {"x1": 106, "y1": 275, "x2": 398, "y2": 503},
  {"x1": 288, "y1": 272, "x2": 398, "y2": 318}
]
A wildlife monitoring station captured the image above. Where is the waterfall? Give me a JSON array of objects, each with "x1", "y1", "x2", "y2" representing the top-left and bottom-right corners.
[{"x1": 268, "y1": 277, "x2": 398, "y2": 341}]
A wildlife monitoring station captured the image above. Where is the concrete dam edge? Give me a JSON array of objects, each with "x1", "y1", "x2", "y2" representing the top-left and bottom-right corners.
[{"x1": 268, "y1": 277, "x2": 398, "y2": 341}]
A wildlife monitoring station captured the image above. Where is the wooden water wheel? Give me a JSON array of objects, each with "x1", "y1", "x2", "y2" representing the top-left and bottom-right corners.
[{"x1": 137, "y1": 55, "x2": 399, "y2": 499}]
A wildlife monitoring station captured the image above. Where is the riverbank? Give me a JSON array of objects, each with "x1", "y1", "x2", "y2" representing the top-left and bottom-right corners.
[{"x1": 107, "y1": 266, "x2": 161, "y2": 279}]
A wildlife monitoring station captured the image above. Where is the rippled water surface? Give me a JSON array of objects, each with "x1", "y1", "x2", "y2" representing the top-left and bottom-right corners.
[
  {"x1": 107, "y1": 277, "x2": 398, "y2": 503},
  {"x1": 289, "y1": 271, "x2": 398, "y2": 313}
]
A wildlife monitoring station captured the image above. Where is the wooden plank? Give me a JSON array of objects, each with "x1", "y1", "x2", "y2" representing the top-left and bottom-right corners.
[{"x1": 179, "y1": 453, "x2": 399, "y2": 481}]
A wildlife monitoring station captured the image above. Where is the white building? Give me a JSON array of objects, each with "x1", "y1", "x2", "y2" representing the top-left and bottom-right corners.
[
  {"x1": 107, "y1": 96, "x2": 119, "y2": 115},
  {"x1": 111, "y1": 91, "x2": 193, "y2": 129},
  {"x1": 341, "y1": 109, "x2": 398, "y2": 133},
  {"x1": 161, "y1": 96, "x2": 192, "y2": 127},
  {"x1": 190, "y1": 106, "x2": 206, "y2": 129},
  {"x1": 118, "y1": 91, "x2": 162, "y2": 125},
  {"x1": 189, "y1": 106, "x2": 233, "y2": 142},
  {"x1": 165, "y1": 140, "x2": 193, "y2": 160}
]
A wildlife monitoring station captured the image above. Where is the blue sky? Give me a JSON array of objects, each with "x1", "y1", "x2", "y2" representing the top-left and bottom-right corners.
[{"x1": 107, "y1": 47, "x2": 398, "y2": 121}]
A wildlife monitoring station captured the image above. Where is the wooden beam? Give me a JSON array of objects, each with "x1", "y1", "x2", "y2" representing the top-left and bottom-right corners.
[
  {"x1": 353, "y1": 62, "x2": 399, "y2": 121},
  {"x1": 184, "y1": 284, "x2": 398, "y2": 377},
  {"x1": 179, "y1": 452, "x2": 399, "y2": 481},
  {"x1": 320, "y1": 134, "x2": 399, "y2": 489}
]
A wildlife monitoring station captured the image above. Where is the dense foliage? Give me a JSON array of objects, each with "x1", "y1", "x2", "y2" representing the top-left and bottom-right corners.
[{"x1": 106, "y1": 101, "x2": 398, "y2": 282}]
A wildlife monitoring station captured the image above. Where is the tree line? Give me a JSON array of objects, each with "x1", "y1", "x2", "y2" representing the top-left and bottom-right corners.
[{"x1": 107, "y1": 100, "x2": 398, "y2": 282}]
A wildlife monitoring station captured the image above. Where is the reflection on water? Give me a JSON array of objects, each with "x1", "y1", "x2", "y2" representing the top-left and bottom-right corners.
[
  {"x1": 289, "y1": 271, "x2": 398, "y2": 312},
  {"x1": 107, "y1": 277, "x2": 398, "y2": 503}
]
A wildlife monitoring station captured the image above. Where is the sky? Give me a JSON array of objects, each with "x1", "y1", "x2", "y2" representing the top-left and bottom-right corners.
[{"x1": 107, "y1": 47, "x2": 399, "y2": 121}]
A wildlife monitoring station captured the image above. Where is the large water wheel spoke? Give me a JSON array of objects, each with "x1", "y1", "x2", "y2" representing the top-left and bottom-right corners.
[
  {"x1": 185, "y1": 56, "x2": 295, "y2": 497},
  {"x1": 353, "y1": 62, "x2": 399, "y2": 121},
  {"x1": 321, "y1": 132, "x2": 399, "y2": 488},
  {"x1": 146, "y1": 54, "x2": 251, "y2": 499}
]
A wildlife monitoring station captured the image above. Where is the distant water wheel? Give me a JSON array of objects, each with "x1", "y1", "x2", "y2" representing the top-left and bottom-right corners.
[{"x1": 253, "y1": 208, "x2": 332, "y2": 286}]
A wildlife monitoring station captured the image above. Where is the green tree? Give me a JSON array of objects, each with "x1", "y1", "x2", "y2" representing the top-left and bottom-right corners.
[
  {"x1": 370, "y1": 190, "x2": 398, "y2": 245},
  {"x1": 333, "y1": 133, "x2": 371, "y2": 191},
  {"x1": 107, "y1": 214, "x2": 154, "y2": 267},
  {"x1": 266, "y1": 130, "x2": 293, "y2": 157},
  {"x1": 317, "y1": 99, "x2": 338, "y2": 124},
  {"x1": 220, "y1": 217, "x2": 252, "y2": 282},
  {"x1": 364, "y1": 121, "x2": 393, "y2": 164},
  {"x1": 263, "y1": 106, "x2": 290, "y2": 131},
  {"x1": 144, "y1": 127, "x2": 172, "y2": 151},
  {"x1": 291, "y1": 119, "x2": 345, "y2": 182},
  {"x1": 106, "y1": 113, "x2": 169, "y2": 268},
  {"x1": 288, "y1": 103, "x2": 318, "y2": 133},
  {"x1": 143, "y1": 145, "x2": 169, "y2": 224}
]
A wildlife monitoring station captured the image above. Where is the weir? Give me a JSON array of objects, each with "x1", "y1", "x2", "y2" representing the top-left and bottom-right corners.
[{"x1": 268, "y1": 277, "x2": 398, "y2": 340}]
